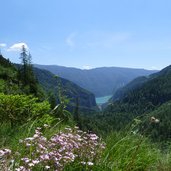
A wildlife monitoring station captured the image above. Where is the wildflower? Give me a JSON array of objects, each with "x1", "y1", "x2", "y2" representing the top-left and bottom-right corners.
[
  {"x1": 43, "y1": 124, "x2": 50, "y2": 128},
  {"x1": 26, "y1": 143, "x2": 31, "y2": 147},
  {"x1": 19, "y1": 139, "x2": 24, "y2": 143},
  {"x1": 74, "y1": 126, "x2": 79, "y2": 129},
  {"x1": 155, "y1": 119, "x2": 160, "y2": 123},
  {"x1": 40, "y1": 154, "x2": 50, "y2": 160},
  {"x1": 89, "y1": 133, "x2": 99, "y2": 140},
  {"x1": 28, "y1": 163, "x2": 34, "y2": 167},
  {"x1": 81, "y1": 161, "x2": 86, "y2": 165},
  {"x1": 25, "y1": 137, "x2": 34, "y2": 141},
  {"x1": 0, "y1": 149, "x2": 11, "y2": 156},
  {"x1": 150, "y1": 116, "x2": 156, "y2": 122},
  {"x1": 65, "y1": 127, "x2": 72, "y2": 131},
  {"x1": 32, "y1": 159, "x2": 40, "y2": 164},
  {"x1": 150, "y1": 116, "x2": 160, "y2": 123},
  {"x1": 45, "y1": 165, "x2": 50, "y2": 169},
  {"x1": 87, "y1": 161, "x2": 94, "y2": 166},
  {"x1": 21, "y1": 157, "x2": 30, "y2": 163},
  {"x1": 33, "y1": 134, "x2": 39, "y2": 138},
  {"x1": 15, "y1": 166, "x2": 26, "y2": 171},
  {"x1": 10, "y1": 126, "x2": 105, "y2": 170}
]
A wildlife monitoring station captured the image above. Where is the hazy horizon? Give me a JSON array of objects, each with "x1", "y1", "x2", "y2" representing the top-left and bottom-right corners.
[{"x1": 34, "y1": 63, "x2": 160, "y2": 71}]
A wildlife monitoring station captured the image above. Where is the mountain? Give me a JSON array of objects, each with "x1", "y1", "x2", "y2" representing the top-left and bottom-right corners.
[
  {"x1": 34, "y1": 64, "x2": 157, "y2": 97},
  {"x1": 111, "y1": 65, "x2": 171, "y2": 106},
  {"x1": 111, "y1": 65, "x2": 171, "y2": 102},
  {"x1": 103, "y1": 64, "x2": 171, "y2": 130},
  {"x1": 81, "y1": 64, "x2": 171, "y2": 140},
  {"x1": 33, "y1": 67, "x2": 97, "y2": 112},
  {"x1": 0, "y1": 55, "x2": 97, "y2": 111},
  {"x1": 111, "y1": 76, "x2": 150, "y2": 102}
]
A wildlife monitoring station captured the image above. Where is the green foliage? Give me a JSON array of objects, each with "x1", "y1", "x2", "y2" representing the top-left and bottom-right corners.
[
  {"x1": 140, "y1": 101, "x2": 171, "y2": 142},
  {"x1": 100, "y1": 132, "x2": 161, "y2": 171},
  {"x1": 52, "y1": 102, "x2": 72, "y2": 122},
  {"x1": 0, "y1": 56, "x2": 20, "y2": 94},
  {"x1": 0, "y1": 55, "x2": 13, "y2": 68},
  {"x1": 0, "y1": 93, "x2": 51, "y2": 126}
]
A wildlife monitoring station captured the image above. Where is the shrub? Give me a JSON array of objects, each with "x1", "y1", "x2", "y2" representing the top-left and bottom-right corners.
[{"x1": 0, "y1": 93, "x2": 51, "y2": 127}]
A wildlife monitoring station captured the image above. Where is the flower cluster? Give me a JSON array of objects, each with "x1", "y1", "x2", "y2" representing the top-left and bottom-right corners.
[
  {"x1": 0, "y1": 148, "x2": 12, "y2": 170},
  {"x1": 1, "y1": 126, "x2": 105, "y2": 171},
  {"x1": 150, "y1": 116, "x2": 160, "y2": 123}
]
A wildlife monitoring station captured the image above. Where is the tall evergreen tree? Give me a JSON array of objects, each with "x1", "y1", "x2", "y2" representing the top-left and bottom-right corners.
[{"x1": 19, "y1": 45, "x2": 38, "y2": 95}]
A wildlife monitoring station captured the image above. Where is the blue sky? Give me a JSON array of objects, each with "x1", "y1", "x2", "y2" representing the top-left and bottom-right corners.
[{"x1": 0, "y1": 0, "x2": 171, "y2": 70}]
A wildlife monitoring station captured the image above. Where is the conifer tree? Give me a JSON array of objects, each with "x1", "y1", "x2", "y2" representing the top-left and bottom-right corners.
[{"x1": 19, "y1": 45, "x2": 38, "y2": 95}]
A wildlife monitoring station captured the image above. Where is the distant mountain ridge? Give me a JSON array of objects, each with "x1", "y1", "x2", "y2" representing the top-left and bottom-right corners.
[
  {"x1": 34, "y1": 64, "x2": 157, "y2": 97},
  {"x1": 111, "y1": 64, "x2": 171, "y2": 103},
  {"x1": 106, "y1": 64, "x2": 171, "y2": 118},
  {"x1": 33, "y1": 67, "x2": 97, "y2": 111}
]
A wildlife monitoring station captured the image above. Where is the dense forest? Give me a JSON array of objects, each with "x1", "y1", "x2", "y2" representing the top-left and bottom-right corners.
[
  {"x1": 1, "y1": 48, "x2": 171, "y2": 170},
  {"x1": 82, "y1": 65, "x2": 171, "y2": 142}
]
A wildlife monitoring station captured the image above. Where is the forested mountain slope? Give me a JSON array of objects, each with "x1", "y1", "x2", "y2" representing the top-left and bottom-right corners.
[
  {"x1": 102, "y1": 65, "x2": 171, "y2": 131},
  {"x1": 82, "y1": 65, "x2": 171, "y2": 139},
  {"x1": 110, "y1": 65, "x2": 171, "y2": 106},
  {"x1": 35, "y1": 64, "x2": 157, "y2": 97},
  {"x1": 34, "y1": 67, "x2": 97, "y2": 111}
]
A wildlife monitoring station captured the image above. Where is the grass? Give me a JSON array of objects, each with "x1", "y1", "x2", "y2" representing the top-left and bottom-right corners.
[{"x1": 1, "y1": 119, "x2": 171, "y2": 170}]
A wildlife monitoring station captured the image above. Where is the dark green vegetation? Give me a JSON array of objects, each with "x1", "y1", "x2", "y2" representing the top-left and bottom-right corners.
[
  {"x1": 1, "y1": 50, "x2": 171, "y2": 170},
  {"x1": 82, "y1": 65, "x2": 171, "y2": 143},
  {"x1": 13, "y1": 53, "x2": 97, "y2": 111},
  {"x1": 0, "y1": 55, "x2": 19, "y2": 94},
  {"x1": 34, "y1": 67, "x2": 97, "y2": 112},
  {"x1": 35, "y1": 64, "x2": 156, "y2": 97}
]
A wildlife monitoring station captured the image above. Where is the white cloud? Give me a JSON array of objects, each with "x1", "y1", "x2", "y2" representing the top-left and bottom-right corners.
[
  {"x1": 82, "y1": 65, "x2": 92, "y2": 70},
  {"x1": 66, "y1": 32, "x2": 76, "y2": 48},
  {"x1": 7, "y1": 42, "x2": 29, "y2": 52},
  {"x1": 0, "y1": 43, "x2": 7, "y2": 47}
]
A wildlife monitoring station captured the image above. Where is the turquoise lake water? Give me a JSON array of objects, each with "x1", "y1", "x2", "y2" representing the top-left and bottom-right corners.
[{"x1": 96, "y1": 95, "x2": 112, "y2": 105}]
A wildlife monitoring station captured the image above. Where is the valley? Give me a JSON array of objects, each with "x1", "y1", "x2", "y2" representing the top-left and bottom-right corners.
[
  {"x1": 1, "y1": 54, "x2": 171, "y2": 170},
  {"x1": 1, "y1": 1, "x2": 171, "y2": 170},
  {"x1": 35, "y1": 64, "x2": 157, "y2": 97}
]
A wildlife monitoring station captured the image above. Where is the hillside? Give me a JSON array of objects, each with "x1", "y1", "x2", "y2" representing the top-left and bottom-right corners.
[
  {"x1": 0, "y1": 55, "x2": 19, "y2": 93},
  {"x1": 34, "y1": 64, "x2": 157, "y2": 97},
  {"x1": 142, "y1": 100, "x2": 171, "y2": 141},
  {"x1": 110, "y1": 65, "x2": 171, "y2": 107},
  {"x1": 81, "y1": 65, "x2": 171, "y2": 138},
  {"x1": 0, "y1": 55, "x2": 97, "y2": 111},
  {"x1": 102, "y1": 65, "x2": 171, "y2": 131},
  {"x1": 34, "y1": 67, "x2": 97, "y2": 111},
  {"x1": 111, "y1": 65, "x2": 171, "y2": 102}
]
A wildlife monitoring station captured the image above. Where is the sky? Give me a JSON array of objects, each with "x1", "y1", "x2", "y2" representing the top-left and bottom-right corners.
[{"x1": 0, "y1": 0, "x2": 171, "y2": 70}]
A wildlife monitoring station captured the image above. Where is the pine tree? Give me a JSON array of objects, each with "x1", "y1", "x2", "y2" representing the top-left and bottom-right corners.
[{"x1": 19, "y1": 45, "x2": 38, "y2": 95}]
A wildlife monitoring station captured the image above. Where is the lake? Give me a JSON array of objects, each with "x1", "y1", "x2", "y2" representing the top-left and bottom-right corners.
[{"x1": 96, "y1": 95, "x2": 112, "y2": 105}]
